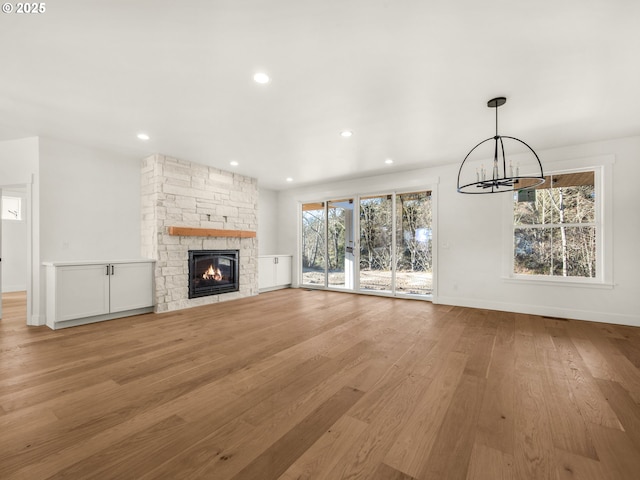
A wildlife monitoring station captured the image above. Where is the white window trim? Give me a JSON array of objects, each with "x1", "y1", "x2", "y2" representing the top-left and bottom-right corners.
[{"x1": 502, "y1": 154, "x2": 614, "y2": 288}]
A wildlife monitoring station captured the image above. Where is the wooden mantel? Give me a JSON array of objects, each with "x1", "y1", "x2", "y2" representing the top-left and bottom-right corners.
[{"x1": 167, "y1": 226, "x2": 256, "y2": 238}]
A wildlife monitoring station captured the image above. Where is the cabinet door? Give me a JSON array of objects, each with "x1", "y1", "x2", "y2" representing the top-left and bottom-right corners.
[
  {"x1": 258, "y1": 256, "x2": 276, "y2": 290},
  {"x1": 275, "y1": 256, "x2": 292, "y2": 286},
  {"x1": 57, "y1": 264, "x2": 110, "y2": 321},
  {"x1": 109, "y1": 262, "x2": 154, "y2": 313}
]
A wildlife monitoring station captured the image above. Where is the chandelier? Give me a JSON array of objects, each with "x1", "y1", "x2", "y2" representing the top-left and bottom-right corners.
[{"x1": 457, "y1": 97, "x2": 545, "y2": 194}]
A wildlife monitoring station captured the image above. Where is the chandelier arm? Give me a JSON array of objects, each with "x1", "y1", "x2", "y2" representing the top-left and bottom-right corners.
[
  {"x1": 493, "y1": 137, "x2": 498, "y2": 181},
  {"x1": 501, "y1": 136, "x2": 544, "y2": 177},
  {"x1": 499, "y1": 136, "x2": 507, "y2": 178},
  {"x1": 456, "y1": 137, "x2": 494, "y2": 191}
]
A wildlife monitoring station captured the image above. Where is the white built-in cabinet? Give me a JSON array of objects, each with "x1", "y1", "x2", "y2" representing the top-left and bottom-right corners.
[
  {"x1": 44, "y1": 260, "x2": 155, "y2": 329},
  {"x1": 259, "y1": 255, "x2": 292, "y2": 292}
]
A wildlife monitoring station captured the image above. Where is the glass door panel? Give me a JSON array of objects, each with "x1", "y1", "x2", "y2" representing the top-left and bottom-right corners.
[
  {"x1": 301, "y1": 202, "x2": 326, "y2": 286},
  {"x1": 395, "y1": 191, "x2": 433, "y2": 295},
  {"x1": 359, "y1": 195, "x2": 393, "y2": 292},
  {"x1": 327, "y1": 199, "x2": 355, "y2": 289}
]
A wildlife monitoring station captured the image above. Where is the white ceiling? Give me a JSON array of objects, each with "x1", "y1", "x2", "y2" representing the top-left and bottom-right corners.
[{"x1": 1, "y1": 0, "x2": 639, "y2": 190}]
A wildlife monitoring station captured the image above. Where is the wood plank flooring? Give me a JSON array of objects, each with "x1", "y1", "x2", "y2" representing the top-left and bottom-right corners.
[{"x1": 1, "y1": 289, "x2": 640, "y2": 479}]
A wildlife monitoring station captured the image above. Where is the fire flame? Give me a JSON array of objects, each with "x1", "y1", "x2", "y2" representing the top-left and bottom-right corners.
[{"x1": 202, "y1": 265, "x2": 223, "y2": 281}]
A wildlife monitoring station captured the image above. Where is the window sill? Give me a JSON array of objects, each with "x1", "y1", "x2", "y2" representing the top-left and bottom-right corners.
[{"x1": 502, "y1": 275, "x2": 614, "y2": 289}]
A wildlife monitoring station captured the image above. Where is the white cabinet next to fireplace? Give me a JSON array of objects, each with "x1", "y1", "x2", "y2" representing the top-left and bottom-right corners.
[
  {"x1": 259, "y1": 255, "x2": 292, "y2": 292},
  {"x1": 44, "y1": 260, "x2": 155, "y2": 329}
]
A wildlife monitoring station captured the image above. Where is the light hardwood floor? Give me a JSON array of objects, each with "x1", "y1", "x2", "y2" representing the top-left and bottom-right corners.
[{"x1": 1, "y1": 289, "x2": 640, "y2": 479}]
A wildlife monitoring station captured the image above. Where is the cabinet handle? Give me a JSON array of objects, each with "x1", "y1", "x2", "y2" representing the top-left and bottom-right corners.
[
  {"x1": 106, "y1": 265, "x2": 110, "y2": 276},
  {"x1": 111, "y1": 265, "x2": 115, "y2": 275},
  {"x1": 275, "y1": 257, "x2": 278, "y2": 264}
]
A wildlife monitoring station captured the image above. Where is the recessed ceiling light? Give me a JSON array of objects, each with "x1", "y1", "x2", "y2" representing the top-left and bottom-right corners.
[
  {"x1": 340, "y1": 130, "x2": 353, "y2": 138},
  {"x1": 137, "y1": 133, "x2": 150, "y2": 141},
  {"x1": 229, "y1": 160, "x2": 239, "y2": 167},
  {"x1": 253, "y1": 72, "x2": 270, "y2": 84},
  {"x1": 385, "y1": 158, "x2": 394, "y2": 164},
  {"x1": 286, "y1": 177, "x2": 293, "y2": 182}
]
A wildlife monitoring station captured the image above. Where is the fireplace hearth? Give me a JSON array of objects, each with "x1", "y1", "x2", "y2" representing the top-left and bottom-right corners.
[{"x1": 188, "y1": 250, "x2": 239, "y2": 298}]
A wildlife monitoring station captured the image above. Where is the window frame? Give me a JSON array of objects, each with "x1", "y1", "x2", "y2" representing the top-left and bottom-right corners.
[{"x1": 502, "y1": 155, "x2": 613, "y2": 288}]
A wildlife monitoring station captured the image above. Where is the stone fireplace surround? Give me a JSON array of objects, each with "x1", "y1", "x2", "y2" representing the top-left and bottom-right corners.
[{"x1": 141, "y1": 154, "x2": 258, "y2": 312}]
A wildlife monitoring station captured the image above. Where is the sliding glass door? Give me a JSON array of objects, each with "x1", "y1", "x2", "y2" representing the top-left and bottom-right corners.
[
  {"x1": 301, "y1": 190, "x2": 433, "y2": 298},
  {"x1": 395, "y1": 191, "x2": 433, "y2": 295},
  {"x1": 301, "y1": 202, "x2": 326, "y2": 286},
  {"x1": 359, "y1": 195, "x2": 393, "y2": 292}
]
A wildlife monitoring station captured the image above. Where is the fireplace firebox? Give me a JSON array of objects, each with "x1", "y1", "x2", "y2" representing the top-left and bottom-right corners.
[{"x1": 188, "y1": 250, "x2": 239, "y2": 298}]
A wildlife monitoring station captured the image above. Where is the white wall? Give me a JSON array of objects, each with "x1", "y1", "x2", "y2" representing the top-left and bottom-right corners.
[
  {"x1": 277, "y1": 136, "x2": 640, "y2": 327},
  {"x1": 39, "y1": 138, "x2": 142, "y2": 262},
  {"x1": 258, "y1": 187, "x2": 280, "y2": 255},
  {"x1": 1, "y1": 188, "x2": 27, "y2": 292},
  {"x1": 0, "y1": 136, "x2": 38, "y2": 184}
]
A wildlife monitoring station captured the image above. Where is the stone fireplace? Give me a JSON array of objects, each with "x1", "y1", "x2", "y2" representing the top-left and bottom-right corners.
[{"x1": 140, "y1": 154, "x2": 258, "y2": 312}]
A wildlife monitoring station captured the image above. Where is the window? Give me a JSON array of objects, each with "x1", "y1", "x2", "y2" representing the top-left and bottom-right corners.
[
  {"x1": 513, "y1": 170, "x2": 597, "y2": 279},
  {"x1": 1, "y1": 196, "x2": 22, "y2": 221}
]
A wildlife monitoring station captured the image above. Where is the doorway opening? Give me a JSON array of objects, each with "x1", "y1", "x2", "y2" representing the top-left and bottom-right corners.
[{"x1": 0, "y1": 185, "x2": 30, "y2": 323}]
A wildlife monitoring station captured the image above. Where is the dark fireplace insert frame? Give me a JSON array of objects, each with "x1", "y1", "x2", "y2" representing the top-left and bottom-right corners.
[{"x1": 188, "y1": 249, "x2": 239, "y2": 299}]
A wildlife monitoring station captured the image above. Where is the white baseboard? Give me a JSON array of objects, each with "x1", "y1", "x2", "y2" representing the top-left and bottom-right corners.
[
  {"x1": 434, "y1": 295, "x2": 640, "y2": 328},
  {"x1": 1, "y1": 284, "x2": 27, "y2": 293}
]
